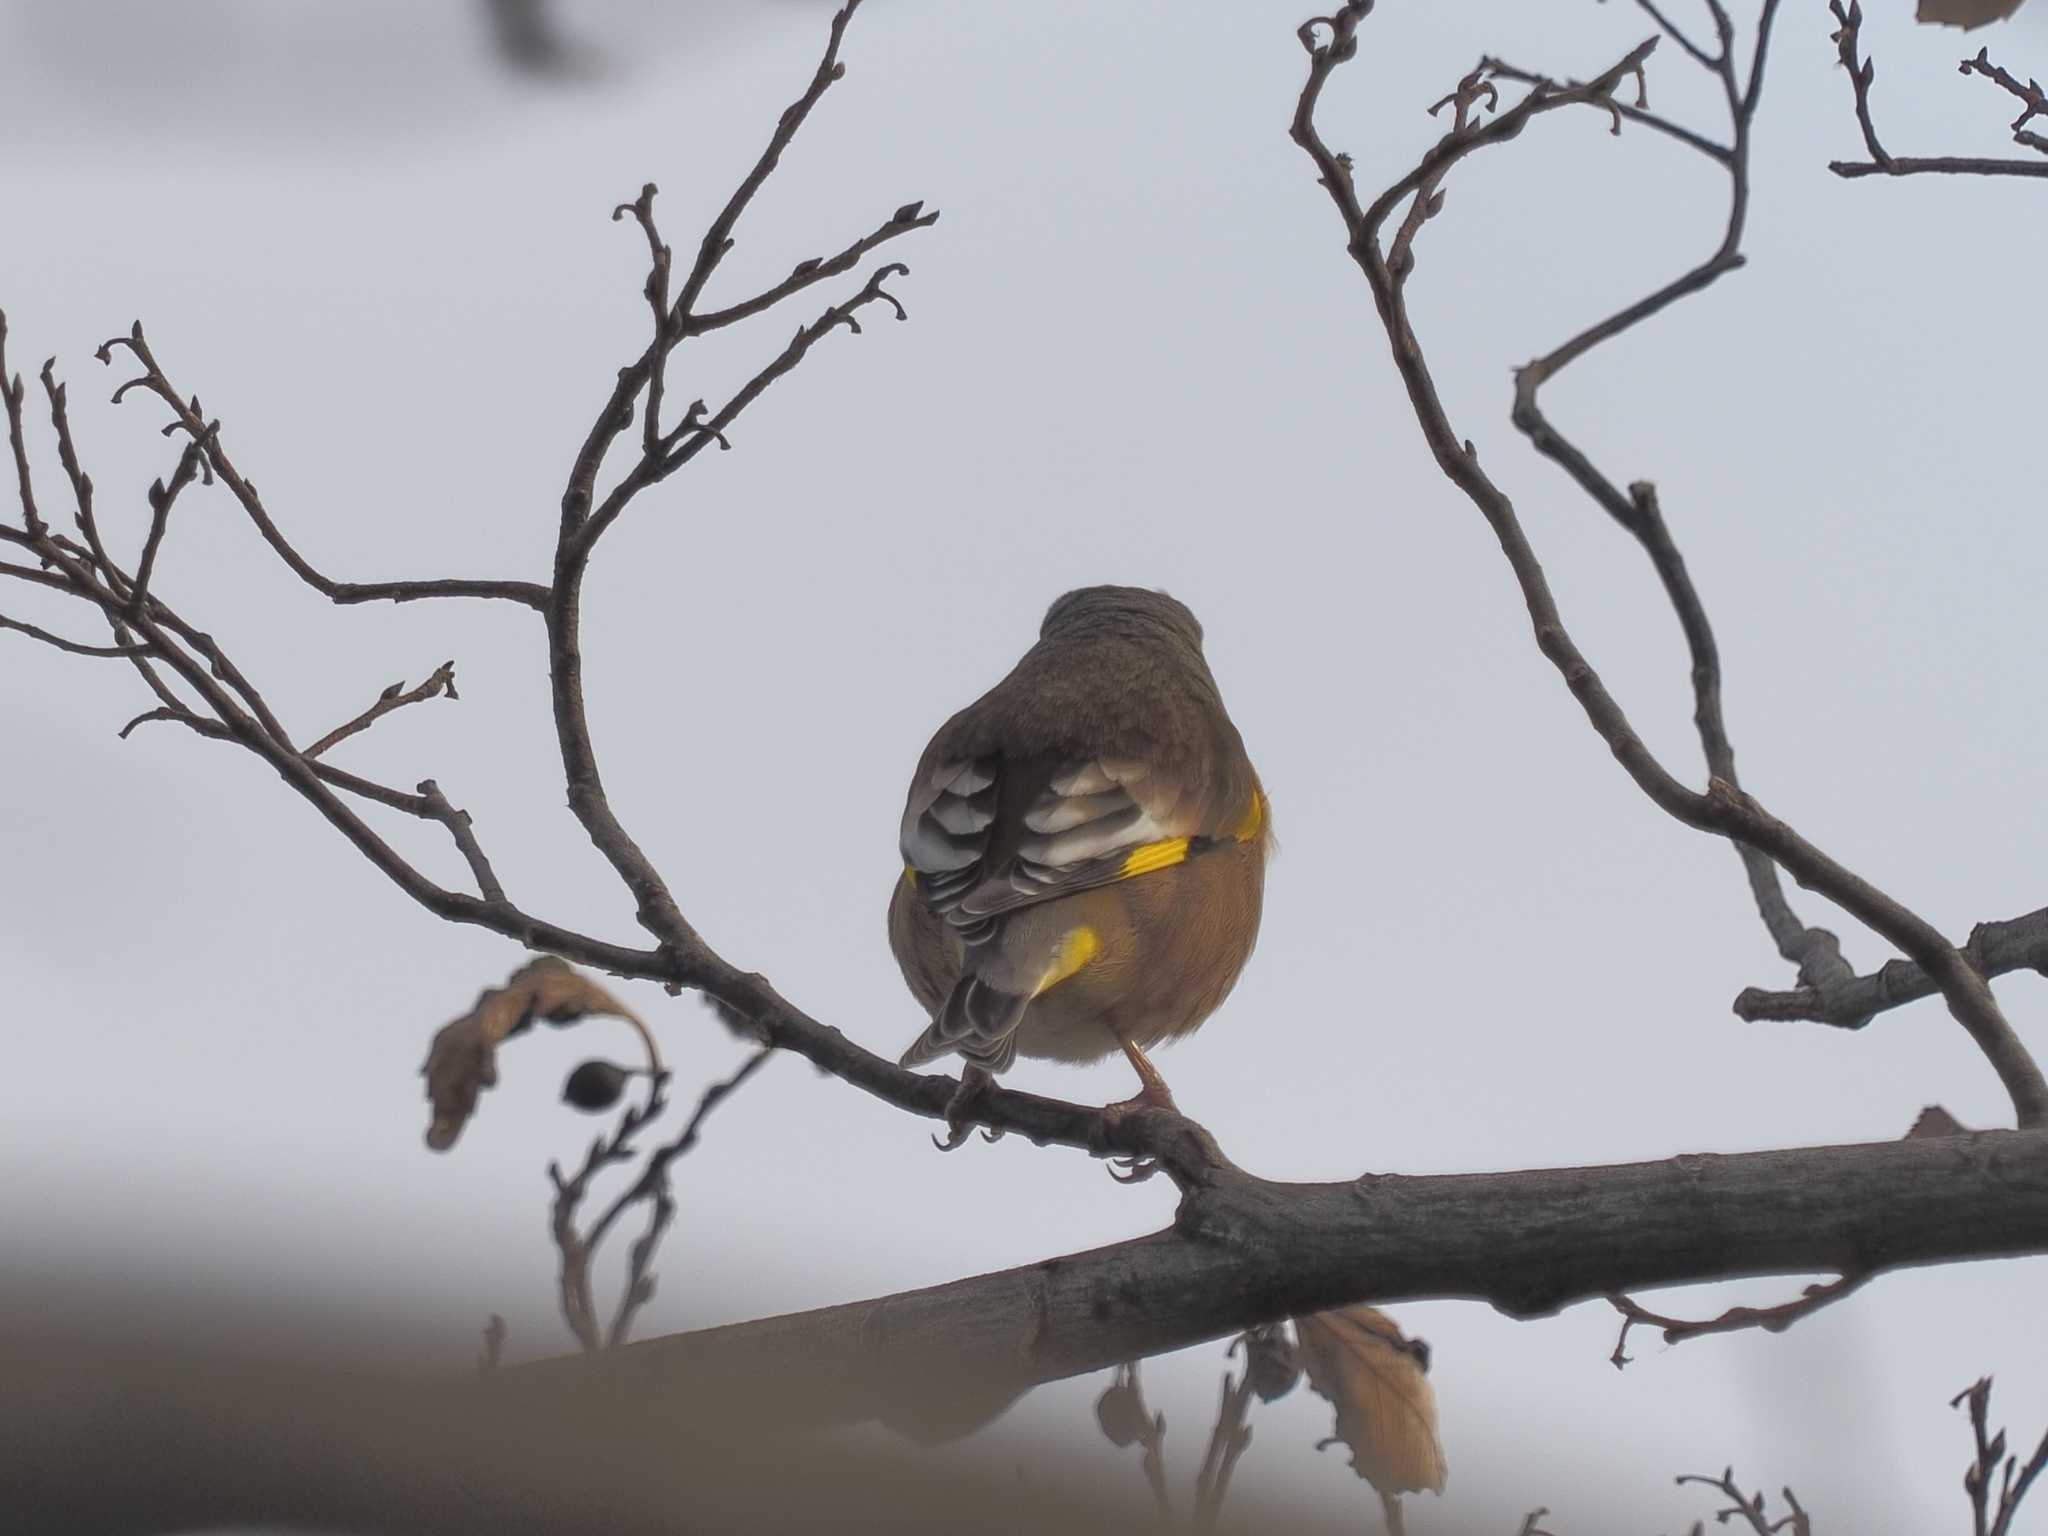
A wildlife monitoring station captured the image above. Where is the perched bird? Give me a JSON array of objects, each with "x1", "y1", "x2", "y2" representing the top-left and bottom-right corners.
[{"x1": 888, "y1": 586, "x2": 1270, "y2": 1123}]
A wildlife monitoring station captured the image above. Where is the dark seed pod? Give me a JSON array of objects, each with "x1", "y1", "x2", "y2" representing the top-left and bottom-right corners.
[
  {"x1": 561, "y1": 1059, "x2": 631, "y2": 1112},
  {"x1": 1094, "y1": 1381, "x2": 1145, "y2": 1448}
]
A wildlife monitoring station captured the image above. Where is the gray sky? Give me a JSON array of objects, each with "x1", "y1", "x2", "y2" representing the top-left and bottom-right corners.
[{"x1": 4, "y1": 1, "x2": 2047, "y2": 1530}]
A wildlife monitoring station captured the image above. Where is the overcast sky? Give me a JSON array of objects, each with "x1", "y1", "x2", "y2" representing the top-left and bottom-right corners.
[{"x1": 5, "y1": 1, "x2": 2048, "y2": 1530}]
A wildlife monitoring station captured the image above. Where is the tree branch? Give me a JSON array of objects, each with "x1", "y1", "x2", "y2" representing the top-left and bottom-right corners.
[
  {"x1": 304, "y1": 661, "x2": 459, "y2": 759},
  {"x1": 1736, "y1": 904, "x2": 2048, "y2": 1026},
  {"x1": 1288, "y1": 6, "x2": 2048, "y2": 1128},
  {"x1": 1607, "y1": 1271, "x2": 1869, "y2": 1367},
  {"x1": 537, "y1": 1130, "x2": 2048, "y2": 1435},
  {"x1": 94, "y1": 322, "x2": 550, "y2": 611},
  {"x1": 1828, "y1": 1, "x2": 2048, "y2": 179}
]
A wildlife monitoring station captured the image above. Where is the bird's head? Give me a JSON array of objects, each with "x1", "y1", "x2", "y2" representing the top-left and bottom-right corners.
[{"x1": 1039, "y1": 585, "x2": 1204, "y2": 649}]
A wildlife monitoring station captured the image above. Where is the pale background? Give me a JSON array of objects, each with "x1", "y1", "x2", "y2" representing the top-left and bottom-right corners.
[{"x1": 4, "y1": 1, "x2": 2047, "y2": 1530}]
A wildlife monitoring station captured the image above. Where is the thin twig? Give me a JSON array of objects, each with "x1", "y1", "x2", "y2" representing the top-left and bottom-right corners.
[
  {"x1": 601, "y1": 1047, "x2": 774, "y2": 1349},
  {"x1": 303, "y1": 661, "x2": 459, "y2": 759},
  {"x1": 0, "y1": 611, "x2": 150, "y2": 657},
  {"x1": 1191, "y1": 1368, "x2": 1256, "y2": 1530},
  {"x1": 548, "y1": 1072, "x2": 672, "y2": 1354},
  {"x1": 1828, "y1": 2, "x2": 2048, "y2": 179},
  {"x1": 1960, "y1": 48, "x2": 2048, "y2": 155},
  {"x1": 1954, "y1": 1377, "x2": 2048, "y2": 1536},
  {"x1": 0, "y1": 313, "x2": 45, "y2": 538},
  {"x1": 1607, "y1": 1272, "x2": 1870, "y2": 1367},
  {"x1": 127, "y1": 436, "x2": 210, "y2": 618},
  {"x1": 1675, "y1": 1469, "x2": 1809, "y2": 1536},
  {"x1": 95, "y1": 322, "x2": 550, "y2": 611}
]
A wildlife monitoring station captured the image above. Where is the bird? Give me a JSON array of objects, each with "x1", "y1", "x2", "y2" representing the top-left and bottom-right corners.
[{"x1": 887, "y1": 585, "x2": 1270, "y2": 1132}]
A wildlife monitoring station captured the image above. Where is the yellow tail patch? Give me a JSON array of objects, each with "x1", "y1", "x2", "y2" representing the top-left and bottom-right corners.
[
  {"x1": 1119, "y1": 837, "x2": 1190, "y2": 879},
  {"x1": 1033, "y1": 925, "x2": 1100, "y2": 996}
]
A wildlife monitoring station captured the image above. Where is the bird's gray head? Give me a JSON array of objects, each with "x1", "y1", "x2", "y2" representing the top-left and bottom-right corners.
[{"x1": 1040, "y1": 585, "x2": 1204, "y2": 648}]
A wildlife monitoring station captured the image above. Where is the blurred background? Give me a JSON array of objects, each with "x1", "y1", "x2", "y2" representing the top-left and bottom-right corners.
[{"x1": 4, "y1": 1, "x2": 2048, "y2": 1529}]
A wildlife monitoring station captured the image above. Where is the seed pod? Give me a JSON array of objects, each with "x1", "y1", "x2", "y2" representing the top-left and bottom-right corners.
[{"x1": 562, "y1": 1059, "x2": 632, "y2": 1112}]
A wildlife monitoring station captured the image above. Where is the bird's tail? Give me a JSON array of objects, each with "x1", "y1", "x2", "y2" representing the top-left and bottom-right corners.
[{"x1": 899, "y1": 973, "x2": 1026, "y2": 1075}]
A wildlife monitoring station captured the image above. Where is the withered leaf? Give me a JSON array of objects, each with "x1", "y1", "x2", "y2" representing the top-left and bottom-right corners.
[
  {"x1": 1294, "y1": 1305, "x2": 1447, "y2": 1497},
  {"x1": 1917, "y1": 0, "x2": 2027, "y2": 27},
  {"x1": 421, "y1": 956, "x2": 643, "y2": 1151}
]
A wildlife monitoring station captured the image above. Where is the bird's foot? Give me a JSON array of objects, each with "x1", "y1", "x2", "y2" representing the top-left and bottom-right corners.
[
  {"x1": 1097, "y1": 1076, "x2": 1178, "y2": 1181},
  {"x1": 1101, "y1": 1078, "x2": 1180, "y2": 1122},
  {"x1": 932, "y1": 1067, "x2": 1002, "y2": 1152}
]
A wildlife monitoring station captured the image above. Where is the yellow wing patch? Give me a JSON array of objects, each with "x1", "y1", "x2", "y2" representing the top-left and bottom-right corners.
[
  {"x1": 1232, "y1": 790, "x2": 1265, "y2": 843},
  {"x1": 1033, "y1": 925, "x2": 1100, "y2": 997},
  {"x1": 902, "y1": 863, "x2": 918, "y2": 889},
  {"x1": 1118, "y1": 837, "x2": 1190, "y2": 880}
]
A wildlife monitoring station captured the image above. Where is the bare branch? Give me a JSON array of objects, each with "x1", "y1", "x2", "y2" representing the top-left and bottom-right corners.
[
  {"x1": 1737, "y1": 904, "x2": 2048, "y2": 1026},
  {"x1": 304, "y1": 661, "x2": 459, "y2": 759},
  {"x1": 1954, "y1": 1377, "x2": 2048, "y2": 1536},
  {"x1": 1829, "y1": 2, "x2": 2048, "y2": 178},
  {"x1": 549, "y1": 1072, "x2": 671, "y2": 1354},
  {"x1": 1607, "y1": 1272, "x2": 1870, "y2": 1367},
  {"x1": 550, "y1": 1128, "x2": 2048, "y2": 1439},
  {"x1": 1289, "y1": 6, "x2": 2048, "y2": 1128},
  {"x1": 0, "y1": 611, "x2": 149, "y2": 658},
  {"x1": 599, "y1": 1046, "x2": 774, "y2": 1350},
  {"x1": 0, "y1": 314, "x2": 45, "y2": 538},
  {"x1": 94, "y1": 323, "x2": 549, "y2": 611},
  {"x1": 1483, "y1": 56, "x2": 1732, "y2": 161},
  {"x1": 1961, "y1": 47, "x2": 2048, "y2": 153},
  {"x1": 1192, "y1": 1366, "x2": 1257, "y2": 1530},
  {"x1": 127, "y1": 435, "x2": 210, "y2": 618},
  {"x1": 1674, "y1": 1470, "x2": 1809, "y2": 1536}
]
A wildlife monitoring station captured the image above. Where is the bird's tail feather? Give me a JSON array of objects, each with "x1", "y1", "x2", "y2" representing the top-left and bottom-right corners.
[{"x1": 899, "y1": 975, "x2": 1026, "y2": 1074}]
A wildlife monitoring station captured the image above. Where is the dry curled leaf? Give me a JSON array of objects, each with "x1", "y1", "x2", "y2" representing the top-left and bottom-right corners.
[
  {"x1": 1918, "y1": 0, "x2": 2027, "y2": 28},
  {"x1": 1294, "y1": 1305, "x2": 1447, "y2": 1497},
  {"x1": 420, "y1": 957, "x2": 646, "y2": 1151}
]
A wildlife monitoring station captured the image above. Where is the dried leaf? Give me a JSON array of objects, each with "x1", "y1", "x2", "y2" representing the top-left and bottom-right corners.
[
  {"x1": 1918, "y1": 0, "x2": 2027, "y2": 27},
  {"x1": 1234, "y1": 1322, "x2": 1303, "y2": 1403},
  {"x1": 1295, "y1": 1306, "x2": 1447, "y2": 1496},
  {"x1": 420, "y1": 957, "x2": 642, "y2": 1151}
]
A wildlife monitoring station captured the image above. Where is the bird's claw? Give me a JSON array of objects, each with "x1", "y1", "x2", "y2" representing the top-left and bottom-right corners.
[
  {"x1": 1107, "y1": 1155, "x2": 1162, "y2": 1184},
  {"x1": 929, "y1": 1120, "x2": 1006, "y2": 1153},
  {"x1": 931, "y1": 1067, "x2": 997, "y2": 1153}
]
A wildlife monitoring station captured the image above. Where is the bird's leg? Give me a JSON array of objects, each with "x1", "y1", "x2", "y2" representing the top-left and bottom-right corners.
[
  {"x1": 1105, "y1": 1037, "x2": 1178, "y2": 1117},
  {"x1": 933, "y1": 1063, "x2": 999, "y2": 1152},
  {"x1": 1100, "y1": 1037, "x2": 1177, "y2": 1183}
]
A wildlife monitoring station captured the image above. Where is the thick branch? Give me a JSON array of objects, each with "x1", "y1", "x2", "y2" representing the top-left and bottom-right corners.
[{"x1": 548, "y1": 1130, "x2": 2048, "y2": 1433}]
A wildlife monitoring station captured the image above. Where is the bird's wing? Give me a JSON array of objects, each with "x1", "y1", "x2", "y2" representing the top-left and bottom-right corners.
[{"x1": 901, "y1": 754, "x2": 1255, "y2": 929}]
